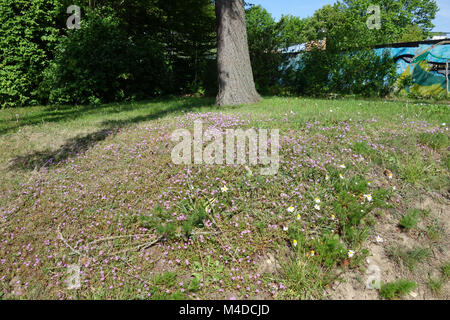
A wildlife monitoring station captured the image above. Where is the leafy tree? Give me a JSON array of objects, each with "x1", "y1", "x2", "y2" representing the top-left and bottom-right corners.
[
  {"x1": 157, "y1": 0, "x2": 216, "y2": 94},
  {"x1": 42, "y1": 14, "x2": 169, "y2": 105},
  {"x1": 0, "y1": 0, "x2": 64, "y2": 108},
  {"x1": 278, "y1": 15, "x2": 308, "y2": 49},
  {"x1": 304, "y1": 0, "x2": 438, "y2": 50},
  {"x1": 245, "y1": 7, "x2": 309, "y2": 94},
  {"x1": 283, "y1": 0, "x2": 438, "y2": 97},
  {"x1": 398, "y1": 24, "x2": 426, "y2": 43},
  {"x1": 246, "y1": 5, "x2": 283, "y2": 94}
]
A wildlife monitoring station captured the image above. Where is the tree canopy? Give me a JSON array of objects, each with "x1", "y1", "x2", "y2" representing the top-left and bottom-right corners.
[{"x1": 0, "y1": 0, "x2": 441, "y2": 107}]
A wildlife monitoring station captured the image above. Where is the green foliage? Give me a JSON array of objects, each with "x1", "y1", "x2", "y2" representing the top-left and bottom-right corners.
[
  {"x1": 306, "y1": 0, "x2": 438, "y2": 50},
  {"x1": 178, "y1": 199, "x2": 209, "y2": 237},
  {"x1": 280, "y1": 0, "x2": 437, "y2": 97},
  {"x1": 380, "y1": 279, "x2": 417, "y2": 300},
  {"x1": 0, "y1": 0, "x2": 63, "y2": 108},
  {"x1": 399, "y1": 208, "x2": 423, "y2": 230},
  {"x1": 398, "y1": 25, "x2": 426, "y2": 43},
  {"x1": 138, "y1": 199, "x2": 210, "y2": 240},
  {"x1": 42, "y1": 14, "x2": 170, "y2": 105},
  {"x1": 427, "y1": 275, "x2": 444, "y2": 294},
  {"x1": 246, "y1": 5, "x2": 283, "y2": 95},
  {"x1": 390, "y1": 246, "x2": 431, "y2": 271},
  {"x1": 417, "y1": 133, "x2": 449, "y2": 150},
  {"x1": 157, "y1": 0, "x2": 216, "y2": 95},
  {"x1": 311, "y1": 233, "x2": 348, "y2": 268},
  {"x1": 1, "y1": 0, "x2": 216, "y2": 107},
  {"x1": 442, "y1": 262, "x2": 450, "y2": 279},
  {"x1": 285, "y1": 48, "x2": 397, "y2": 97}
]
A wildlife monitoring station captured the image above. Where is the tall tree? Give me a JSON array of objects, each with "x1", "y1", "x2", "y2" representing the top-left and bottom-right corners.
[{"x1": 215, "y1": 0, "x2": 261, "y2": 106}]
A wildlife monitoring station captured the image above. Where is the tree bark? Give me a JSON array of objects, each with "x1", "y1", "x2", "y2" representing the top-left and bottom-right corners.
[{"x1": 215, "y1": 0, "x2": 261, "y2": 106}]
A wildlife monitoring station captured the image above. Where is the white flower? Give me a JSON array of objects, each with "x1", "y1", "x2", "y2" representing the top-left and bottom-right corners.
[
  {"x1": 325, "y1": 174, "x2": 329, "y2": 181},
  {"x1": 363, "y1": 194, "x2": 372, "y2": 202},
  {"x1": 287, "y1": 206, "x2": 295, "y2": 213},
  {"x1": 376, "y1": 235, "x2": 384, "y2": 243},
  {"x1": 339, "y1": 164, "x2": 346, "y2": 169},
  {"x1": 339, "y1": 173, "x2": 344, "y2": 179},
  {"x1": 293, "y1": 240, "x2": 297, "y2": 247},
  {"x1": 283, "y1": 226, "x2": 288, "y2": 231},
  {"x1": 314, "y1": 197, "x2": 321, "y2": 204},
  {"x1": 348, "y1": 250, "x2": 355, "y2": 258},
  {"x1": 296, "y1": 214, "x2": 301, "y2": 221},
  {"x1": 314, "y1": 204, "x2": 321, "y2": 211},
  {"x1": 442, "y1": 123, "x2": 446, "y2": 126},
  {"x1": 221, "y1": 186, "x2": 229, "y2": 192}
]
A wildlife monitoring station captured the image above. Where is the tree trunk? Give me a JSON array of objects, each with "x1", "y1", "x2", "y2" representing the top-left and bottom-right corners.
[{"x1": 215, "y1": 0, "x2": 261, "y2": 106}]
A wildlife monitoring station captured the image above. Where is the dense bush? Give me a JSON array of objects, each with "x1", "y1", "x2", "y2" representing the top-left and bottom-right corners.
[
  {"x1": 1, "y1": 0, "x2": 216, "y2": 107},
  {"x1": 282, "y1": 49, "x2": 397, "y2": 97},
  {"x1": 246, "y1": 5, "x2": 284, "y2": 95},
  {"x1": 0, "y1": 0, "x2": 62, "y2": 108},
  {"x1": 42, "y1": 14, "x2": 170, "y2": 105}
]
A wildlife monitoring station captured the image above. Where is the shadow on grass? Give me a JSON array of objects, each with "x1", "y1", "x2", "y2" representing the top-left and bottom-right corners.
[
  {"x1": 9, "y1": 129, "x2": 114, "y2": 171},
  {"x1": 8, "y1": 97, "x2": 215, "y2": 171},
  {"x1": 0, "y1": 96, "x2": 214, "y2": 135}
]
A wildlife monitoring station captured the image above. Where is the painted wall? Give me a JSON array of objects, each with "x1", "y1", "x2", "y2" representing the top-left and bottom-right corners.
[
  {"x1": 374, "y1": 41, "x2": 450, "y2": 96},
  {"x1": 283, "y1": 40, "x2": 450, "y2": 96}
]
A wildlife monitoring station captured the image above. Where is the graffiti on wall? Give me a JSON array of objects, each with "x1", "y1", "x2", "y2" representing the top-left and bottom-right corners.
[{"x1": 375, "y1": 40, "x2": 450, "y2": 96}]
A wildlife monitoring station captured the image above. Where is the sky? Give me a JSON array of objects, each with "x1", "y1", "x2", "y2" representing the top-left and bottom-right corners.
[{"x1": 250, "y1": 0, "x2": 450, "y2": 33}]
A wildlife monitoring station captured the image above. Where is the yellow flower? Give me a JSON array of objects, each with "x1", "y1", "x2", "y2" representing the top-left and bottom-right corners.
[
  {"x1": 293, "y1": 240, "x2": 298, "y2": 247},
  {"x1": 325, "y1": 174, "x2": 329, "y2": 181},
  {"x1": 367, "y1": 181, "x2": 372, "y2": 186},
  {"x1": 331, "y1": 214, "x2": 336, "y2": 220},
  {"x1": 314, "y1": 197, "x2": 321, "y2": 204},
  {"x1": 310, "y1": 250, "x2": 315, "y2": 256},
  {"x1": 339, "y1": 164, "x2": 346, "y2": 169},
  {"x1": 339, "y1": 173, "x2": 344, "y2": 179},
  {"x1": 296, "y1": 214, "x2": 301, "y2": 220}
]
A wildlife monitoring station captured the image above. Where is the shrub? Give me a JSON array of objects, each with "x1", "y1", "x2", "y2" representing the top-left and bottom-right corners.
[
  {"x1": 0, "y1": 0, "x2": 62, "y2": 108},
  {"x1": 399, "y1": 208, "x2": 422, "y2": 230},
  {"x1": 380, "y1": 279, "x2": 417, "y2": 300},
  {"x1": 42, "y1": 13, "x2": 170, "y2": 105},
  {"x1": 390, "y1": 246, "x2": 431, "y2": 271},
  {"x1": 441, "y1": 262, "x2": 450, "y2": 279},
  {"x1": 282, "y1": 48, "x2": 397, "y2": 97}
]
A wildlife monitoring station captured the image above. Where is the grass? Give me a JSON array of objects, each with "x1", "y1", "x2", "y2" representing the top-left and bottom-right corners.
[
  {"x1": 389, "y1": 246, "x2": 431, "y2": 272},
  {"x1": 380, "y1": 279, "x2": 417, "y2": 300},
  {"x1": 399, "y1": 209, "x2": 425, "y2": 230},
  {"x1": 442, "y1": 262, "x2": 450, "y2": 279},
  {"x1": 427, "y1": 275, "x2": 445, "y2": 294},
  {"x1": 0, "y1": 96, "x2": 448, "y2": 300}
]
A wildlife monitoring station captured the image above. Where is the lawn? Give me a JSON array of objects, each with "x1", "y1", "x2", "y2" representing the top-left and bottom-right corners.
[{"x1": 0, "y1": 97, "x2": 449, "y2": 300}]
